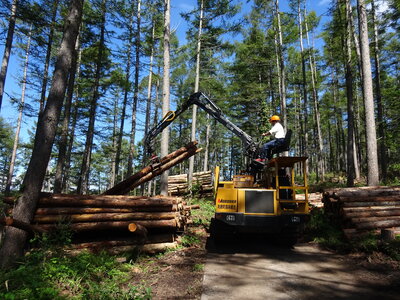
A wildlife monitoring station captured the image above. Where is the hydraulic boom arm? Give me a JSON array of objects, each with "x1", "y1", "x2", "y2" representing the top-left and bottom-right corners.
[{"x1": 145, "y1": 92, "x2": 259, "y2": 158}]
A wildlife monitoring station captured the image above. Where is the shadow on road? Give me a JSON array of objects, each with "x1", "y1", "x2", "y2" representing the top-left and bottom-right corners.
[
  {"x1": 205, "y1": 234, "x2": 298, "y2": 255},
  {"x1": 202, "y1": 236, "x2": 400, "y2": 300}
]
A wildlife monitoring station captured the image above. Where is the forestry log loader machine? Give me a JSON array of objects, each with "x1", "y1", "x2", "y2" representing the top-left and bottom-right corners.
[{"x1": 145, "y1": 92, "x2": 309, "y2": 245}]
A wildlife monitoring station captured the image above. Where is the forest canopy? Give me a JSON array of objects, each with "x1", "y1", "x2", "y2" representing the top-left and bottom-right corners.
[{"x1": 0, "y1": 0, "x2": 399, "y2": 195}]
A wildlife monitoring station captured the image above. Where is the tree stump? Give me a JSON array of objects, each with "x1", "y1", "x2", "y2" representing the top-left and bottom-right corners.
[{"x1": 381, "y1": 228, "x2": 396, "y2": 242}]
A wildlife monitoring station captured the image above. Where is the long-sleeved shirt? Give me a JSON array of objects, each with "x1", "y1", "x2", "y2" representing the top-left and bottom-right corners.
[{"x1": 269, "y1": 122, "x2": 285, "y2": 139}]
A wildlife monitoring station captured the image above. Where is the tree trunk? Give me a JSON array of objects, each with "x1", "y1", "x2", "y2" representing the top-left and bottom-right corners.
[
  {"x1": 54, "y1": 34, "x2": 80, "y2": 193},
  {"x1": 160, "y1": 0, "x2": 171, "y2": 196},
  {"x1": 115, "y1": 7, "x2": 134, "y2": 184},
  {"x1": 77, "y1": 0, "x2": 107, "y2": 194},
  {"x1": 371, "y1": 0, "x2": 386, "y2": 182},
  {"x1": 188, "y1": 0, "x2": 204, "y2": 190},
  {"x1": 143, "y1": 21, "x2": 155, "y2": 194},
  {"x1": 275, "y1": 0, "x2": 287, "y2": 130},
  {"x1": 0, "y1": 0, "x2": 83, "y2": 269},
  {"x1": 297, "y1": 0, "x2": 308, "y2": 167},
  {"x1": 127, "y1": 0, "x2": 142, "y2": 178},
  {"x1": 38, "y1": 0, "x2": 60, "y2": 117},
  {"x1": 5, "y1": 24, "x2": 32, "y2": 195},
  {"x1": 0, "y1": 0, "x2": 18, "y2": 112},
  {"x1": 304, "y1": 6, "x2": 324, "y2": 180},
  {"x1": 203, "y1": 115, "x2": 210, "y2": 172},
  {"x1": 344, "y1": 0, "x2": 355, "y2": 187},
  {"x1": 357, "y1": 0, "x2": 379, "y2": 185}
]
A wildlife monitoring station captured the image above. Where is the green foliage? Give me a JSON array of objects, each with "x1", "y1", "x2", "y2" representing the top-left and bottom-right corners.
[
  {"x1": 381, "y1": 237, "x2": 400, "y2": 261},
  {"x1": 193, "y1": 263, "x2": 204, "y2": 272},
  {"x1": 181, "y1": 234, "x2": 201, "y2": 247},
  {"x1": 306, "y1": 208, "x2": 349, "y2": 252},
  {"x1": 0, "y1": 117, "x2": 14, "y2": 191},
  {"x1": 0, "y1": 250, "x2": 152, "y2": 300},
  {"x1": 31, "y1": 222, "x2": 73, "y2": 250},
  {"x1": 186, "y1": 196, "x2": 215, "y2": 227},
  {"x1": 307, "y1": 208, "x2": 400, "y2": 261}
]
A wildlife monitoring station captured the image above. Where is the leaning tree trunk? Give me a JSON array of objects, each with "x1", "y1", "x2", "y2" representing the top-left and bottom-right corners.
[
  {"x1": 357, "y1": 0, "x2": 379, "y2": 186},
  {"x1": 0, "y1": 0, "x2": 83, "y2": 269},
  {"x1": 160, "y1": 0, "x2": 171, "y2": 196},
  {"x1": 5, "y1": 25, "x2": 32, "y2": 195},
  {"x1": 77, "y1": 0, "x2": 106, "y2": 194},
  {"x1": 0, "y1": 0, "x2": 18, "y2": 112},
  {"x1": 54, "y1": 34, "x2": 80, "y2": 193}
]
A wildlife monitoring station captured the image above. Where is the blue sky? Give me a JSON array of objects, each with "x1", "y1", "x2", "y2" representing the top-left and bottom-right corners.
[{"x1": 0, "y1": 0, "x2": 332, "y2": 144}]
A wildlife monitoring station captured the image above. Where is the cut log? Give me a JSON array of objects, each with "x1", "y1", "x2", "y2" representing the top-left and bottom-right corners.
[
  {"x1": 350, "y1": 216, "x2": 400, "y2": 224},
  {"x1": 32, "y1": 205, "x2": 179, "y2": 215},
  {"x1": 339, "y1": 195, "x2": 400, "y2": 202},
  {"x1": 0, "y1": 217, "x2": 47, "y2": 234},
  {"x1": 39, "y1": 219, "x2": 177, "y2": 232},
  {"x1": 67, "y1": 234, "x2": 175, "y2": 250},
  {"x1": 343, "y1": 209, "x2": 400, "y2": 218},
  {"x1": 342, "y1": 201, "x2": 400, "y2": 207},
  {"x1": 104, "y1": 141, "x2": 198, "y2": 195},
  {"x1": 33, "y1": 212, "x2": 179, "y2": 223},
  {"x1": 111, "y1": 148, "x2": 202, "y2": 195},
  {"x1": 342, "y1": 205, "x2": 400, "y2": 212},
  {"x1": 355, "y1": 219, "x2": 400, "y2": 230},
  {"x1": 128, "y1": 223, "x2": 148, "y2": 236},
  {"x1": 37, "y1": 196, "x2": 177, "y2": 208},
  {"x1": 186, "y1": 205, "x2": 200, "y2": 210},
  {"x1": 325, "y1": 186, "x2": 400, "y2": 198},
  {"x1": 65, "y1": 242, "x2": 178, "y2": 255}
]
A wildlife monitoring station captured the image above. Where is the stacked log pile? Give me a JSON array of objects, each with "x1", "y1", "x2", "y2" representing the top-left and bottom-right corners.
[
  {"x1": 1, "y1": 143, "x2": 203, "y2": 254},
  {"x1": 3, "y1": 193, "x2": 197, "y2": 254},
  {"x1": 168, "y1": 171, "x2": 213, "y2": 196},
  {"x1": 323, "y1": 186, "x2": 400, "y2": 239}
]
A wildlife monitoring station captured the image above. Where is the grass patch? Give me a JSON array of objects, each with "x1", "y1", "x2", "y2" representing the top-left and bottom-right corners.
[
  {"x1": 0, "y1": 249, "x2": 152, "y2": 299},
  {"x1": 185, "y1": 196, "x2": 215, "y2": 227}
]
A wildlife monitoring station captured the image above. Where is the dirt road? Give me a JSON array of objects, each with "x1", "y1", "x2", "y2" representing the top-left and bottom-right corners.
[{"x1": 201, "y1": 241, "x2": 400, "y2": 300}]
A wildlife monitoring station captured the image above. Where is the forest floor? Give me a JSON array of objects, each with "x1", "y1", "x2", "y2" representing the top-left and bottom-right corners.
[
  {"x1": 127, "y1": 225, "x2": 208, "y2": 299},
  {"x1": 127, "y1": 223, "x2": 400, "y2": 300}
]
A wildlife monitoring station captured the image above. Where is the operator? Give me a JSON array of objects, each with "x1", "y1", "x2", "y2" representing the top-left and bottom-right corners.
[{"x1": 256, "y1": 115, "x2": 285, "y2": 162}]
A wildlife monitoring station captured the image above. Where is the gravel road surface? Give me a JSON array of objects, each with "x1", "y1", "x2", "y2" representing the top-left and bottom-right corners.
[{"x1": 201, "y1": 241, "x2": 399, "y2": 300}]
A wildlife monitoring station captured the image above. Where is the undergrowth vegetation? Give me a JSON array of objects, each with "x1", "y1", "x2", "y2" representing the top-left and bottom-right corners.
[
  {"x1": 306, "y1": 207, "x2": 400, "y2": 261},
  {"x1": 0, "y1": 247, "x2": 152, "y2": 300}
]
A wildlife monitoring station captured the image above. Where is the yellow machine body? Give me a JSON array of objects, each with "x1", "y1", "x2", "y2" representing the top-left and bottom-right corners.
[{"x1": 211, "y1": 157, "x2": 309, "y2": 238}]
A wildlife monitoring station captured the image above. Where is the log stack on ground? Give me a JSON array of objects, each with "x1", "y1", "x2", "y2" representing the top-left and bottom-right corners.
[
  {"x1": 168, "y1": 170, "x2": 213, "y2": 196},
  {"x1": 323, "y1": 186, "x2": 400, "y2": 239},
  {"x1": 3, "y1": 193, "x2": 198, "y2": 254},
  {"x1": 2, "y1": 143, "x2": 203, "y2": 254}
]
